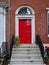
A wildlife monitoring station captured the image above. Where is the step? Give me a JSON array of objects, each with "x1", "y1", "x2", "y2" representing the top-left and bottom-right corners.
[
  {"x1": 11, "y1": 56, "x2": 42, "y2": 59},
  {"x1": 11, "y1": 58, "x2": 43, "y2": 62},
  {"x1": 13, "y1": 48, "x2": 39, "y2": 51},
  {"x1": 9, "y1": 61, "x2": 44, "y2": 64},
  {"x1": 12, "y1": 50, "x2": 40, "y2": 54},
  {"x1": 8, "y1": 63, "x2": 46, "y2": 65},
  {"x1": 12, "y1": 54, "x2": 41, "y2": 57},
  {"x1": 13, "y1": 44, "x2": 39, "y2": 48},
  {"x1": 12, "y1": 49, "x2": 40, "y2": 54}
]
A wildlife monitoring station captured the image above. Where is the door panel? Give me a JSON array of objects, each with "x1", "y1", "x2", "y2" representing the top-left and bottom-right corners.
[
  {"x1": 19, "y1": 20, "x2": 26, "y2": 43},
  {"x1": 19, "y1": 19, "x2": 31, "y2": 44},
  {"x1": 25, "y1": 19, "x2": 31, "y2": 43}
]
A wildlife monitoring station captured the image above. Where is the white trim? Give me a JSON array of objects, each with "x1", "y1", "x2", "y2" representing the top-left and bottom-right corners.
[
  {"x1": 15, "y1": 6, "x2": 35, "y2": 44},
  {"x1": 3, "y1": 9, "x2": 6, "y2": 42},
  {"x1": 46, "y1": 8, "x2": 49, "y2": 37},
  {"x1": 43, "y1": 44, "x2": 49, "y2": 49},
  {"x1": 46, "y1": 8, "x2": 49, "y2": 10},
  {"x1": 0, "y1": 8, "x2": 6, "y2": 47},
  {"x1": 15, "y1": 16, "x2": 19, "y2": 37},
  {"x1": 48, "y1": 34, "x2": 49, "y2": 37},
  {"x1": 48, "y1": 11, "x2": 49, "y2": 13},
  {"x1": 15, "y1": 16, "x2": 35, "y2": 44}
]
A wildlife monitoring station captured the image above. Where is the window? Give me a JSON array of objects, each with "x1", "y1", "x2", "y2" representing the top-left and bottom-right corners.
[
  {"x1": 48, "y1": 11, "x2": 49, "y2": 34},
  {"x1": 18, "y1": 7, "x2": 32, "y2": 15},
  {"x1": 47, "y1": 9, "x2": 49, "y2": 37}
]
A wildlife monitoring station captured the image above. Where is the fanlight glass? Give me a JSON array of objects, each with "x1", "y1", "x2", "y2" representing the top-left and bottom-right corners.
[{"x1": 18, "y1": 7, "x2": 32, "y2": 15}]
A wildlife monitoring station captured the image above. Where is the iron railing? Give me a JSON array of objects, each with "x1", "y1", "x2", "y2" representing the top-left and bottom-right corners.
[{"x1": 36, "y1": 35, "x2": 44, "y2": 61}]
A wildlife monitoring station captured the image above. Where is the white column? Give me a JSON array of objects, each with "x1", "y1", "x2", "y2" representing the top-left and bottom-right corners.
[
  {"x1": 0, "y1": 8, "x2": 6, "y2": 47},
  {"x1": 3, "y1": 9, "x2": 6, "y2": 42}
]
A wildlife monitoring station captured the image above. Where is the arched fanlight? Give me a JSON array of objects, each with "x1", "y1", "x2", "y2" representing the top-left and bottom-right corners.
[{"x1": 18, "y1": 7, "x2": 32, "y2": 15}]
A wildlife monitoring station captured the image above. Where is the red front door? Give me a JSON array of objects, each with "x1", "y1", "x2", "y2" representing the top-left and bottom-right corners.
[{"x1": 19, "y1": 19, "x2": 31, "y2": 44}]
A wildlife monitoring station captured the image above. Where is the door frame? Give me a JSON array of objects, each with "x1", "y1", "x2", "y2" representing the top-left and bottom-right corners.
[{"x1": 15, "y1": 15, "x2": 35, "y2": 44}]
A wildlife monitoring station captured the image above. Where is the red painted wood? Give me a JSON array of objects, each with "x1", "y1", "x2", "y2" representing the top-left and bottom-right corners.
[
  {"x1": 26, "y1": 19, "x2": 31, "y2": 43},
  {"x1": 19, "y1": 19, "x2": 31, "y2": 44}
]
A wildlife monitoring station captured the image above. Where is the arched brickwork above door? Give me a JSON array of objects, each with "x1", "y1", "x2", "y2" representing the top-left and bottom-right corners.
[{"x1": 15, "y1": 6, "x2": 35, "y2": 15}]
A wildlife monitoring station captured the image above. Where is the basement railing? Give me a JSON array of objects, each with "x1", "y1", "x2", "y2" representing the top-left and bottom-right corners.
[
  {"x1": 0, "y1": 42, "x2": 8, "y2": 65},
  {"x1": 0, "y1": 35, "x2": 15, "y2": 65}
]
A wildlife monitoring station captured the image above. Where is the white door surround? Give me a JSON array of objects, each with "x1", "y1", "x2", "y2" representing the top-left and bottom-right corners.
[{"x1": 15, "y1": 6, "x2": 35, "y2": 44}]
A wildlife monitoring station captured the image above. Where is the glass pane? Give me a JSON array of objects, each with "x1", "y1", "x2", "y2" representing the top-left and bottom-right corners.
[
  {"x1": 48, "y1": 29, "x2": 49, "y2": 34},
  {"x1": 18, "y1": 7, "x2": 32, "y2": 15},
  {"x1": 48, "y1": 13, "x2": 49, "y2": 34}
]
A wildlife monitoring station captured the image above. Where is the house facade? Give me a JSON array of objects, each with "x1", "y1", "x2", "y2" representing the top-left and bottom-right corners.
[{"x1": 0, "y1": 0, "x2": 49, "y2": 47}]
